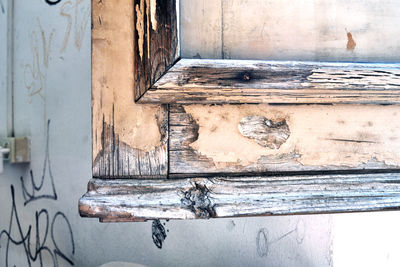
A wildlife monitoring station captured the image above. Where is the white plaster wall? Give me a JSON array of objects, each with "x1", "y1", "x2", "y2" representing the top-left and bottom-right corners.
[
  {"x1": 6, "y1": 0, "x2": 398, "y2": 266},
  {"x1": 0, "y1": 0, "x2": 8, "y2": 138}
]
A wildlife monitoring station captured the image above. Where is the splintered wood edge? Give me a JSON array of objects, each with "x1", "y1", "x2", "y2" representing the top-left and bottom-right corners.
[
  {"x1": 138, "y1": 59, "x2": 400, "y2": 104},
  {"x1": 79, "y1": 173, "x2": 400, "y2": 222}
]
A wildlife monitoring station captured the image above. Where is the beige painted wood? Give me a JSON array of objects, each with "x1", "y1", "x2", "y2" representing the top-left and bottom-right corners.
[
  {"x1": 92, "y1": 0, "x2": 167, "y2": 178},
  {"x1": 169, "y1": 104, "x2": 400, "y2": 175},
  {"x1": 181, "y1": 0, "x2": 400, "y2": 62}
]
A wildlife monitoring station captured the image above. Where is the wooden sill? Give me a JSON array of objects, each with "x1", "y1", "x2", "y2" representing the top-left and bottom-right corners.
[{"x1": 79, "y1": 172, "x2": 400, "y2": 222}]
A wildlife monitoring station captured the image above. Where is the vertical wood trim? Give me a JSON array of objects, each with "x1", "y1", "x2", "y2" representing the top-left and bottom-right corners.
[
  {"x1": 133, "y1": 0, "x2": 179, "y2": 100},
  {"x1": 92, "y1": 0, "x2": 168, "y2": 178}
]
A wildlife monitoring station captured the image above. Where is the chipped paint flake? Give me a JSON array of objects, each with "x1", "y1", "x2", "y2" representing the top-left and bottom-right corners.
[
  {"x1": 238, "y1": 116, "x2": 290, "y2": 149},
  {"x1": 150, "y1": 0, "x2": 158, "y2": 31},
  {"x1": 346, "y1": 31, "x2": 356, "y2": 51},
  {"x1": 135, "y1": 0, "x2": 145, "y2": 61}
]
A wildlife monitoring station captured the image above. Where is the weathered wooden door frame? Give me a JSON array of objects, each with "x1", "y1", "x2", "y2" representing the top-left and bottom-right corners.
[{"x1": 79, "y1": 0, "x2": 400, "y2": 222}]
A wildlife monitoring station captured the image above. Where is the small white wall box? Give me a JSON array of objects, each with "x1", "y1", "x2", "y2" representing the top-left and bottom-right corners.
[
  {"x1": 6, "y1": 137, "x2": 30, "y2": 164},
  {"x1": 0, "y1": 138, "x2": 30, "y2": 173}
]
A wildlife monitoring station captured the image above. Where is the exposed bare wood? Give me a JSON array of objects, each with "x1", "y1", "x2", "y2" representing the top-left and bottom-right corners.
[
  {"x1": 238, "y1": 116, "x2": 290, "y2": 149},
  {"x1": 140, "y1": 59, "x2": 400, "y2": 104},
  {"x1": 169, "y1": 104, "x2": 400, "y2": 175},
  {"x1": 92, "y1": 0, "x2": 168, "y2": 178},
  {"x1": 79, "y1": 173, "x2": 400, "y2": 221},
  {"x1": 134, "y1": 0, "x2": 179, "y2": 100},
  {"x1": 92, "y1": 106, "x2": 168, "y2": 178}
]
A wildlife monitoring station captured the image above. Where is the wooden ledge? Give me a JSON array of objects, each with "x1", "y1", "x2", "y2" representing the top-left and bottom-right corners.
[
  {"x1": 138, "y1": 59, "x2": 400, "y2": 104},
  {"x1": 79, "y1": 173, "x2": 400, "y2": 222}
]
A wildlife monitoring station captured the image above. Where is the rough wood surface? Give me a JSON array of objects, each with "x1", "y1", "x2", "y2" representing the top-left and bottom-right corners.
[
  {"x1": 134, "y1": 0, "x2": 179, "y2": 100},
  {"x1": 79, "y1": 173, "x2": 400, "y2": 221},
  {"x1": 140, "y1": 59, "x2": 400, "y2": 104},
  {"x1": 87, "y1": 0, "x2": 400, "y2": 221},
  {"x1": 238, "y1": 116, "x2": 290, "y2": 149},
  {"x1": 92, "y1": 0, "x2": 168, "y2": 178},
  {"x1": 169, "y1": 104, "x2": 400, "y2": 175}
]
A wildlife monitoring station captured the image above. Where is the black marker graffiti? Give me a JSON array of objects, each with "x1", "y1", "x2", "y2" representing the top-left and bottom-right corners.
[
  {"x1": 21, "y1": 120, "x2": 57, "y2": 205},
  {"x1": 0, "y1": 120, "x2": 75, "y2": 267},
  {"x1": 0, "y1": 186, "x2": 75, "y2": 267},
  {"x1": 152, "y1": 220, "x2": 167, "y2": 249},
  {"x1": 45, "y1": 0, "x2": 63, "y2": 5},
  {"x1": 0, "y1": 0, "x2": 5, "y2": 14}
]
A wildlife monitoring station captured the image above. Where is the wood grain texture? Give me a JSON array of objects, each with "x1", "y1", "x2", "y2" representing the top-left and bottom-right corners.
[
  {"x1": 93, "y1": 105, "x2": 168, "y2": 178},
  {"x1": 169, "y1": 105, "x2": 400, "y2": 175},
  {"x1": 134, "y1": 0, "x2": 179, "y2": 100},
  {"x1": 140, "y1": 59, "x2": 400, "y2": 104},
  {"x1": 79, "y1": 173, "x2": 400, "y2": 221},
  {"x1": 92, "y1": 0, "x2": 168, "y2": 178},
  {"x1": 238, "y1": 116, "x2": 290, "y2": 149},
  {"x1": 87, "y1": 0, "x2": 400, "y2": 221}
]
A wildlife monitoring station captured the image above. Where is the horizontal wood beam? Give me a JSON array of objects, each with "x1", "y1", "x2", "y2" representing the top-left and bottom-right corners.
[
  {"x1": 79, "y1": 173, "x2": 400, "y2": 222},
  {"x1": 139, "y1": 59, "x2": 400, "y2": 104}
]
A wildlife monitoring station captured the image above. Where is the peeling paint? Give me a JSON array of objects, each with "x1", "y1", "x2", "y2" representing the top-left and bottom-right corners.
[
  {"x1": 239, "y1": 116, "x2": 290, "y2": 149},
  {"x1": 152, "y1": 220, "x2": 167, "y2": 249},
  {"x1": 346, "y1": 31, "x2": 356, "y2": 51},
  {"x1": 150, "y1": 0, "x2": 158, "y2": 31},
  {"x1": 146, "y1": 0, "x2": 151, "y2": 58},
  {"x1": 135, "y1": 0, "x2": 145, "y2": 60},
  {"x1": 184, "y1": 105, "x2": 400, "y2": 168}
]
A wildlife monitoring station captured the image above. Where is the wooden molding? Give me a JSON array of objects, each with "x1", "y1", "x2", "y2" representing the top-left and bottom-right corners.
[
  {"x1": 140, "y1": 59, "x2": 400, "y2": 104},
  {"x1": 80, "y1": 172, "x2": 400, "y2": 221}
]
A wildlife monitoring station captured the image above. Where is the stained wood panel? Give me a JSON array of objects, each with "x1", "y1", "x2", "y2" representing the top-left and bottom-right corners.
[
  {"x1": 80, "y1": 173, "x2": 400, "y2": 221},
  {"x1": 134, "y1": 0, "x2": 179, "y2": 100},
  {"x1": 92, "y1": 0, "x2": 168, "y2": 178},
  {"x1": 169, "y1": 104, "x2": 400, "y2": 175}
]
